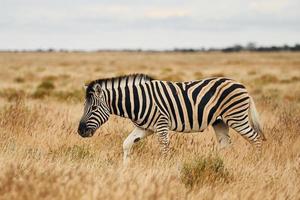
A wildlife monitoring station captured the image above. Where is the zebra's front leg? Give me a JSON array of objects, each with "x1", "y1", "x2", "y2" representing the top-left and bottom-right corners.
[
  {"x1": 156, "y1": 115, "x2": 170, "y2": 155},
  {"x1": 122, "y1": 127, "x2": 151, "y2": 164}
]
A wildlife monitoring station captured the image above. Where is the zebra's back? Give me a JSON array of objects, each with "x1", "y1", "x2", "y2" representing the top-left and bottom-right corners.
[{"x1": 149, "y1": 77, "x2": 249, "y2": 133}]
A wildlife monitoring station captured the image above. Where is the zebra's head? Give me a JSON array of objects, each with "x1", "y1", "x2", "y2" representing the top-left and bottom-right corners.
[{"x1": 78, "y1": 83, "x2": 110, "y2": 137}]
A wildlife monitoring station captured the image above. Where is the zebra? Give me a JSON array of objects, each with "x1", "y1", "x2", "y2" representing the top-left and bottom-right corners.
[{"x1": 77, "y1": 74, "x2": 266, "y2": 162}]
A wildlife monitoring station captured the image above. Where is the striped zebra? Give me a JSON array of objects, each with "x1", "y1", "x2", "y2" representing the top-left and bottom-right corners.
[{"x1": 78, "y1": 74, "x2": 266, "y2": 162}]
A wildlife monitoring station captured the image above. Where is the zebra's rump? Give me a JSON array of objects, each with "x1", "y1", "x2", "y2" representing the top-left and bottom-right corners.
[{"x1": 150, "y1": 77, "x2": 249, "y2": 132}]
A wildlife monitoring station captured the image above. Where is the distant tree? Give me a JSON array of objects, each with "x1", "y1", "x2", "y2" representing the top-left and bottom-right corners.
[
  {"x1": 47, "y1": 48, "x2": 55, "y2": 52},
  {"x1": 222, "y1": 44, "x2": 243, "y2": 52},
  {"x1": 291, "y1": 44, "x2": 300, "y2": 51},
  {"x1": 246, "y1": 42, "x2": 256, "y2": 51}
]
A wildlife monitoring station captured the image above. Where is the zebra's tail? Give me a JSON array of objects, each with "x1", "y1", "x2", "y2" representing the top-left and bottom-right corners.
[{"x1": 249, "y1": 96, "x2": 266, "y2": 141}]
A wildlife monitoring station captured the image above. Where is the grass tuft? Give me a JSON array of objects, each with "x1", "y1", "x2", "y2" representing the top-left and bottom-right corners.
[
  {"x1": 49, "y1": 144, "x2": 94, "y2": 161},
  {"x1": 0, "y1": 98, "x2": 46, "y2": 136},
  {"x1": 180, "y1": 155, "x2": 231, "y2": 188}
]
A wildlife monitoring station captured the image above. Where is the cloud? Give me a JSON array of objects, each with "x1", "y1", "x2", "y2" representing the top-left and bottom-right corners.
[
  {"x1": 0, "y1": 0, "x2": 299, "y2": 49},
  {"x1": 144, "y1": 8, "x2": 190, "y2": 19},
  {"x1": 250, "y1": 0, "x2": 291, "y2": 14}
]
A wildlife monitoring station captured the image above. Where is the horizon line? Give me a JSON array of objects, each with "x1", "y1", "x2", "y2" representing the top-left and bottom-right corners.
[{"x1": 0, "y1": 43, "x2": 299, "y2": 53}]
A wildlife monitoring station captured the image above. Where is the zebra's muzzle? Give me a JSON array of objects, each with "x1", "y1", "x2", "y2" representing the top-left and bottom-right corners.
[{"x1": 78, "y1": 122, "x2": 95, "y2": 138}]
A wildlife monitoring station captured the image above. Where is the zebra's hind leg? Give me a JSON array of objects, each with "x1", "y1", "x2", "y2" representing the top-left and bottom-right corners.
[
  {"x1": 212, "y1": 118, "x2": 231, "y2": 149},
  {"x1": 122, "y1": 126, "x2": 152, "y2": 164},
  {"x1": 226, "y1": 115, "x2": 263, "y2": 153}
]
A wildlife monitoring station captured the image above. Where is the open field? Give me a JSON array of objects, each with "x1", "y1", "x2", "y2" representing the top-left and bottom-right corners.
[{"x1": 0, "y1": 52, "x2": 300, "y2": 200}]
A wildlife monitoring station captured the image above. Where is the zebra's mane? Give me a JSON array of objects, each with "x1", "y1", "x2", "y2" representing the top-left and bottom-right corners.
[{"x1": 87, "y1": 74, "x2": 154, "y2": 92}]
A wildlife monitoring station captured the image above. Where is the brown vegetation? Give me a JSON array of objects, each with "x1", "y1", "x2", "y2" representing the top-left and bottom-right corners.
[{"x1": 0, "y1": 52, "x2": 299, "y2": 199}]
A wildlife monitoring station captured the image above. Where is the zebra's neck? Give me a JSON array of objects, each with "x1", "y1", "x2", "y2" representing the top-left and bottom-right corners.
[{"x1": 96, "y1": 74, "x2": 156, "y2": 124}]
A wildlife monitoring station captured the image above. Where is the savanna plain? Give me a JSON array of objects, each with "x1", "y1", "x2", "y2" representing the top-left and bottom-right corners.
[{"x1": 0, "y1": 52, "x2": 299, "y2": 200}]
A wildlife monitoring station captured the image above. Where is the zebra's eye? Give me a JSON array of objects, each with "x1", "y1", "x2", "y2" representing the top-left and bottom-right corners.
[{"x1": 91, "y1": 106, "x2": 98, "y2": 110}]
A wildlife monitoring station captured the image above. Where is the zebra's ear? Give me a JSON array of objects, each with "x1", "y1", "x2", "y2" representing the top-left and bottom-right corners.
[
  {"x1": 83, "y1": 85, "x2": 88, "y2": 91},
  {"x1": 93, "y1": 83, "x2": 103, "y2": 96}
]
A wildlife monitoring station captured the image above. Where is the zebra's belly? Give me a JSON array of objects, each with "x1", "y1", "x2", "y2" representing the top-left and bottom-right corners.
[
  {"x1": 136, "y1": 121, "x2": 208, "y2": 133},
  {"x1": 174, "y1": 129, "x2": 205, "y2": 133},
  {"x1": 170, "y1": 124, "x2": 208, "y2": 133}
]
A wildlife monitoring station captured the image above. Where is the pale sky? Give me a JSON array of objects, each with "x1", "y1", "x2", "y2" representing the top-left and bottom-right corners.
[{"x1": 1, "y1": 0, "x2": 299, "y2": 50}]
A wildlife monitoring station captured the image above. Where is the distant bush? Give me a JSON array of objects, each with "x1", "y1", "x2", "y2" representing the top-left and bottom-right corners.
[
  {"x1": 32, "y1": 81, "x2": 55, "y2": 99},
  {"x1": 210, "y1": 72, "x2": 225, "y2": 77},
  {"x1": 31, "y1": 80, "x2": 84, "y2": 102},
  {"x1": 37, "y1": 81, "x2": 55, "y2": 90},
  {"x1": 291, "y1": 76, "x2": 300, "y2": 82},
  {"x1": 0, "y1": 88, "x2": 26, "y2": 101},
  {"x1": 32, "y1": 89, "x2": 50, "y2": 99},
  {"x1": 280, "y1": 76, "x2": 300, "y2": 84},
  {"x1": 248, "y1": 70, "x2": 257, "y2": 76},
  {"x1": 161, "y1": 72, "x2": 184, "y2": 82},
  {"x1": 53, "y1": 90, "x2": 84, "y2": 102},
  {"x1": 42, "y1": 75, "x2": 58, "y2": 82},
  {"x1": 161, "y1": 67, "x2": 173, "y2": 73},
  {"x1": 194, "y1": 72, "x2": 203, "y2": 79},
  {"x1": 180, "y1": 155, "x2": 231, "y2": 188},
  {"x1": 255, "y1": 74, "x2": 279, "y2": 85},
  {"x1": 14, "y1": 77, "x2": 25, "y2": 83}
]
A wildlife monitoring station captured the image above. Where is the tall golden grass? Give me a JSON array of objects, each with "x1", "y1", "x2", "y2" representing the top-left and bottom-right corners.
[{"x1": 0, "y1": 52, "x2": 299, "y2": 199}]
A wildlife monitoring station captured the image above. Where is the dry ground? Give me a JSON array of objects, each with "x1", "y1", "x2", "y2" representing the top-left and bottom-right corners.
[{"x1": 0, "y1": 52, "x2": 299, "y2": 200}]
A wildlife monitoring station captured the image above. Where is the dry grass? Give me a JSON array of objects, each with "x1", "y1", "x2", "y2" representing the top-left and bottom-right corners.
[{"x1": 0, "y1": 52, "x2": 300, "y2": 199}]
